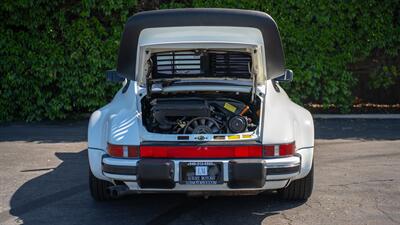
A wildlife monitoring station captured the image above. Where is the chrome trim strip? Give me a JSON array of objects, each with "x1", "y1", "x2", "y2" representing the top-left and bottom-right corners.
[
  {"x1": 124, "y1": 180, "x2": 289, "y2": 191},
  {"x1": 103, "y1": 172, "x2": 136, "y2": 181},
  {"x1": 103, "y1": 157, "x2": 138, "y2": 167},
  {"x1": 102, "y1": 156, "x2": 302, "y2": 183},
  {"x1": 102, "y1": 164, "x2": 137, "y2": 175},
  {"x1": 88, "y1": 147, "x2": 105, "y2": 151},
  {"x1": 297, "y1": 146, "x2": 314, "y2": 151}
]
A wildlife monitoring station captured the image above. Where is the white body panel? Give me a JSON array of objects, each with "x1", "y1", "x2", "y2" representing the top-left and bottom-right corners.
[
  {"x1": 88, "y1": 81, "x2": 314, "y2": 189},
  {"x1": 88, "y1": 26, "x2": 314, "y2": 192}
]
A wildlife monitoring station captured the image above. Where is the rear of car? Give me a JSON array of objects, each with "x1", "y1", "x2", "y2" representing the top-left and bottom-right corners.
[
  {"x1": 88, "y1": 8, "x2": 314, "y2": 201},
  {"x1": 102, "y1": 141, "x2": 300, "y2": 190}
]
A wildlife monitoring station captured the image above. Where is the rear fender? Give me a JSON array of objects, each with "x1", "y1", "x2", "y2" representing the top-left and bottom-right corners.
[
  {"x1": 262, "y1": 81, "x2": 314, "y2": 178},
  {"x1": 88, "y1": 81, "x2": 140, "y2": 179}
]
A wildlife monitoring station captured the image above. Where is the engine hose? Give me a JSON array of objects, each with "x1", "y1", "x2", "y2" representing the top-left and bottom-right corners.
[{"x1": 239, "y1": 105, "x2": 250, "y2": 116}]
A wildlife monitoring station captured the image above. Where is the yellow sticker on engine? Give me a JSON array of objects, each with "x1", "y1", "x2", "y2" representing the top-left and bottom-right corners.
[
  {"x1": 224, "y1": 102, "x2": 237, "y2": 113},
  {"x1": 228, "y1": 135, "x2": 240, "y2": 140}
]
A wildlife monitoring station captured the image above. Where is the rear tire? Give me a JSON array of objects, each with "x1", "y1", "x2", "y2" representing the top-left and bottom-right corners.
[
  {"x1": 280, "y1": 164, "x2": 314, "y2": 201},
  {"x1": 89, "y1": 169, "x2": 113, "y2": 201}
]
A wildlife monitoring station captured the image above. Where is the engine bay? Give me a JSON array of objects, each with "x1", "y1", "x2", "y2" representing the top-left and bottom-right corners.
[{"x1": 141, "y1": 92, "x2": 261, "y2": 134}]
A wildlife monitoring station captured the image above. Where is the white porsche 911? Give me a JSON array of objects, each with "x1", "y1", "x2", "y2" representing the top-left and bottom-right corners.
[{"x1": 88, "y1": 8, "x2": 314, "y2": 201}]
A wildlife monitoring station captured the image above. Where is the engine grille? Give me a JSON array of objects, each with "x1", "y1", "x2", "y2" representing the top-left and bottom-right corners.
[{"x1": 151, "y1": 50, "x2": 252, "y2": 79}]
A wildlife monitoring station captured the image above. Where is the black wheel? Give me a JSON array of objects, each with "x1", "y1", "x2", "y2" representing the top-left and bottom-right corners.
[
  {"x1": 89, "y1": 169, "x2": 113, "y2": 201},
  {"x1": 280, "y1": 164, "x2": 314, "y2": 201}
]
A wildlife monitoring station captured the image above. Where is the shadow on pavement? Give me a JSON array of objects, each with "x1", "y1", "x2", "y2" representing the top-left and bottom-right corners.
[
  {"x1": 315, "y1": 119, "x2": 400, "y2": 140},
  {"x1": 2, "y1": 150, "x2": 304, "y2": 225},
  {"x1": 1, "y1": 119, "x2": 400, "y2": 143},
  {"x1": 0, "y1": 121, "x2": 87, "y2": 143},
  {"x1": 1, "y1": 119, "x2": 399, "y2": 224}
]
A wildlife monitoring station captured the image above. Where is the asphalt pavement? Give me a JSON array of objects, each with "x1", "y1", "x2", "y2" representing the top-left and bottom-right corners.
[{"x1": 0, "y1": 119, "x2": 399, "y2": 225}]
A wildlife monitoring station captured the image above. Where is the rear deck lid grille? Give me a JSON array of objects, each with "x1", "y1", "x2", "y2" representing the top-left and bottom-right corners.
[{"x1": 151, "y1": 50, "x2": 252, "y2": 79}]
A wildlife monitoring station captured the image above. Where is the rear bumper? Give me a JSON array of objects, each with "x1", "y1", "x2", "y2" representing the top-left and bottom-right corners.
[{"x1": 101, "y1": 155, "x2": 301, "y2": 192}]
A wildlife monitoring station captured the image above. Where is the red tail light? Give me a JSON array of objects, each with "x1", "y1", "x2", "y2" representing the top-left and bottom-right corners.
[
  {"x1": 107, "y1": 143, "x2": 295, "y2": 159},
  {"x1": 263, "y1": 142, "x2": 295, "y2": 157},
  {"x1": 140, "y1": 145, "x2": 263, "y2": 158},
  {"x1": 107, "y1": 144, "x2": 139, "y2": 158}
]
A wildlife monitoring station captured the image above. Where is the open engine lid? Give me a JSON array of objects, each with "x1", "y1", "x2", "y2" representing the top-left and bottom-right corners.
[{"x1": 116, "y1": 8, "x2": 286, "y2": 80}]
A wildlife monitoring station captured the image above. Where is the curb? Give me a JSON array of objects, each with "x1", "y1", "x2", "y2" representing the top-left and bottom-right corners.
[{"x1": 313, "y1": 114, "x2": 400, "y2": 119}]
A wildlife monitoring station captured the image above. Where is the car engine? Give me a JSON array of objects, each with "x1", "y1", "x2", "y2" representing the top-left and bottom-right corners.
[{"x1": 143, "y1": 97, "x2": 259, "y2": 134}]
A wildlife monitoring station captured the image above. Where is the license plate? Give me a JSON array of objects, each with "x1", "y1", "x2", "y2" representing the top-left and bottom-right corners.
[{"x1": 180, "y1": 162, "x2": 223, "y2": 185}]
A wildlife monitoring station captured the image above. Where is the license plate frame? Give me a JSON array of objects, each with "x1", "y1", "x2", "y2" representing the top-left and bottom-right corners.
[{"x1": 179, "y1": 162, "x2": 223, "y2": 185}]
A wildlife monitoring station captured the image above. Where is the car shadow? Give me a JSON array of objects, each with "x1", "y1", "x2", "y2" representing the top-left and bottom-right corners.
[{"x1": 3, "y1": 149, "x2": 304, "y2": 225}]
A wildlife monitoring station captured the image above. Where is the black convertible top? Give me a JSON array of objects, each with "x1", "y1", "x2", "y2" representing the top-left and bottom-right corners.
[{"x1": 117, "y1": 8, "x2": 285, "y2": 80}]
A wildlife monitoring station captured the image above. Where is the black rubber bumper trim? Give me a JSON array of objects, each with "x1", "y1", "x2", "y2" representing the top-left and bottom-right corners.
[
  {"x1": 102, "y1": 164, "x2": 137, "y2": 175},
  {"x1": 266, "y1": 165, "x2": 300, "y2": 175},
  {"x1": 228, "y1": 159, "x2": 266, "y2": 189},
  {"x1": 137, "y1": 159, "x2": 175, "y2": 189}
]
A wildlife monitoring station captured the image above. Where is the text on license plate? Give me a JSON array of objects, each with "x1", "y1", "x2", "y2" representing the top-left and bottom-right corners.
[{"x1": 195, "y1": 166, "x2": 208, "y2": 176}]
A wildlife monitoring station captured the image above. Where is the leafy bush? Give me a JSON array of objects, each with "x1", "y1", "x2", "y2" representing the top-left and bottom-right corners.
[
  {"x1": 0, "y1": 0, "x2": 137, "y2": 121},
  {"x1": 1, "y1": 0, "x2": 399, "y2": 121}
]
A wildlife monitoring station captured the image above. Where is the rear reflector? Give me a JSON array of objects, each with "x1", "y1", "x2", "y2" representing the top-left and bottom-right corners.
[
  {"x1": 140, "y1": 145, "x2": 263, "y2": 158},
  {"x1": 107, "y1": 144, "x2": 139, "y2": 158},
  {"x1": 263, "y1": 142, "x2": 296, "y2": 157}
]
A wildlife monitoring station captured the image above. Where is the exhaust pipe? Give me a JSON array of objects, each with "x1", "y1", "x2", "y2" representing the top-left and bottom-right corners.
[{"x1": 106, "y1": 185, "x2": 130, "y2": 198}]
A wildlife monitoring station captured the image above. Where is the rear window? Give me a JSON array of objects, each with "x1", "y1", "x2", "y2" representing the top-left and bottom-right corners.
[{"x1": 150, "y1": 50, "x2": 252, "y2": 79}]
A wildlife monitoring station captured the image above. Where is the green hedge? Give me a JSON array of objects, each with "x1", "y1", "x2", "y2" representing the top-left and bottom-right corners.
[{"x1": 1, "y1": 0, "x2": 399, "y2": 121}]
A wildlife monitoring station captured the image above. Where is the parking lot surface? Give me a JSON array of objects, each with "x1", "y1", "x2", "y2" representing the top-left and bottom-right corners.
[{"x1": 0, "y1": 119, "x2": 399, "y2": 225}]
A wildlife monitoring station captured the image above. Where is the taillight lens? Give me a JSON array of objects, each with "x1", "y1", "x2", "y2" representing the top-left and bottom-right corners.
[
  {"x1": 139, "y1": 145, "x2": 263, "y2": 158},
  {"x1": 107, "y1": 144, "x2": 139, "y2": 158},
  {"x1": 263, "y1": 142, "x2": 295, "y2": 157},
  {"x1": 107, "y1": 143, "x2": 294, "y2": 158}
]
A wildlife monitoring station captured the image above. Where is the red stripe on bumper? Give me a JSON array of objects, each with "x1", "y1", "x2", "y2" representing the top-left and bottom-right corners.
[{"x1": 139, "y1": 145, "x2": 263, "y2": 158}]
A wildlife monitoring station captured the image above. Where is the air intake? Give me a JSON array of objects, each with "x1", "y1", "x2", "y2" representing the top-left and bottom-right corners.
[{"x1": 151, "y1": 50, "x2": 252, "y2": 79}]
